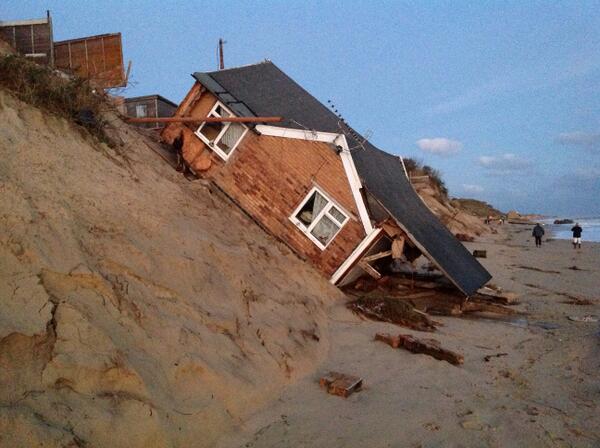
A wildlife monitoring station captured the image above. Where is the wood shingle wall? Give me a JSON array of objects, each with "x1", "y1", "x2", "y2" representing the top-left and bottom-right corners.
[
  {"x1": 53, "y1": 33, "x2": 125, "y2": 88},
  {"x1": 0, "y1": 14, "x2": 53, "y2": 65}
]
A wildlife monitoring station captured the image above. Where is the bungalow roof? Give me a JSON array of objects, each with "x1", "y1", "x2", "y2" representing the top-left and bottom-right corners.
[{"x1": 192, "y1": 61, "x2": 491, "y2": 295}]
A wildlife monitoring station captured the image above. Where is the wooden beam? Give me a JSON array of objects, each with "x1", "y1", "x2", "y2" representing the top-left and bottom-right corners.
[
  {"x1": 362, "y1": 250, "x2": 392, "y2": 263},
  {"x1": 126, "y1": 116, "x2": 283, "y2": 124},
  {"x1": 358, "y1": 260, "x2": 382, "y2": 280}
]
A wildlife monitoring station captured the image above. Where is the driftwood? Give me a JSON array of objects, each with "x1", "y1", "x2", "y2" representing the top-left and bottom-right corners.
[
  {"x1": 461, "y1": 301, "x2": 518, "y2": 316},
  {"x1": 319, "y1": 372, "x2": 363, "y2": 398},
  {"x1": 375, "y1": 333, "x2": 464, "y2": 366},
  {"x1": 484, "y1": 353, "x2": 508, "y2": 362},
  {"x1": 561, "y1": 297, "x2": 594, "y2": 306},
  {"x1": 513, "y1": 264, "x2": 561, "y2": 274}
]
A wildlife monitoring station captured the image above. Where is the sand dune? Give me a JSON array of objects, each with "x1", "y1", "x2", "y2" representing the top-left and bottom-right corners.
[{"x1": 0, "y1": 90, "x2": 344, "y2": 447}]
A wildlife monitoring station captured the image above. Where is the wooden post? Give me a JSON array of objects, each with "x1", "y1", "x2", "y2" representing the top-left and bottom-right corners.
[
  {"x1": 218, "y1": 38, "x2": 225, "y2": 70},
  {"x1": 126, "y1": 116, "x2": 283, "y2": 124}
]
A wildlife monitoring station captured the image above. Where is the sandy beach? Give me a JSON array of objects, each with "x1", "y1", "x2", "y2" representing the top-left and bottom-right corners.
[{"x1": 217, "y1": 224, "x2": 600, "y2": 448}]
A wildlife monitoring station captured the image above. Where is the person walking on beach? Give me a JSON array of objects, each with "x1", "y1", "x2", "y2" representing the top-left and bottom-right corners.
[
  {"x1": 532, "y1": 223, "x2": 545, "y2": 247},
  {"x1": 571, "y1": 222, "x2": 583, "y2": 249}
]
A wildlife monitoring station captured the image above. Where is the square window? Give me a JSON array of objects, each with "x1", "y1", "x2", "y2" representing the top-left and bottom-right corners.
[
  {"x1": 195, "y1": 102, "x2": 248, "y2": 160},
  {"x1": 291, "y1": 188, "x2": 349, "y2": 249},
  {"x1": 135, "y1": 104, "x2": 147, "y2": 118}
]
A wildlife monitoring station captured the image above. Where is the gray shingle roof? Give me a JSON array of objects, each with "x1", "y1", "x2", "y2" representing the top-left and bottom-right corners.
[{"x1": 192, "y1": 62, "x2": 491, "y2": 295}]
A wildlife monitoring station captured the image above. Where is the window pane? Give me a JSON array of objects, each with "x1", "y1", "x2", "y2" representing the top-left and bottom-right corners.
[
  {"x1": 310, "y1": 214, "x2": 340, "y2": 246},
  {"x1": 217, "y1": 122, "x2": 245, "y2": 155},
  {"x1": 329, "y1": 206, "x2": 346, "y2": 224},
  {"x1": 214, "y1": 105, "x2": 231, "y2": 117},
  {"x1": 136, "y1": 104, "x2": 147, "y2": 118},
  {"x1": 296, "y1": 191, "x2": 328, "y2": 227},
  {"x1": 198, "y1": 121, "x2": 225, "y2": 142}
]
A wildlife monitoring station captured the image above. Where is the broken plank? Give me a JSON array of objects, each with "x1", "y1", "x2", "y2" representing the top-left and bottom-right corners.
[
  {"x1": 374, "y1": 332, "x2": 402, "y2": 348},
  {"x1": 375, "y1": 332, "x2": 464, "y2": 365},
  {"x1": 461, "y1": 301, "x2": 518, "y2": 315},
  {"x1": 358, "y1": 260, "x2": 382, "y2": 280},
  {"x1": 476, "y1": 288, "x2": 519, "y2": 305},
  {"x1": 397, "y1": 334, "x2": 464, "y2": 366},
  {"x1": 362, "y1": 249, "x2": 392, "y2": 263},
  {"x1": 127, "y1": 116, "x2": 283, "y2": 124}
]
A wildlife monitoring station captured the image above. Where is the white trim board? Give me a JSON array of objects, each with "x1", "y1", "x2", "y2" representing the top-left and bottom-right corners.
[
  {"x1": 330, "y1": 228, "x2": 383, "y2": 284},
  {"x1": 255, "y1": 125, "x2": 340, "y2": 143},
  {"x1": 336, "y1": 134, "x2": 373, "y2": 234},
  {"x1": 256, "y1": 125, "x2": 373, "y2": 235}
]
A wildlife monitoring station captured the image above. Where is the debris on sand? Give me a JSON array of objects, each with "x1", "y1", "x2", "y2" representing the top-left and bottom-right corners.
[
  {"x1": 561, "y1": 297, "x2": 594, "y2": 306},
  {"x1": 319, "y1": 372, "x2": 363, "y2": 398},
  {"x1": 477, "y1": 286, "x2": 519, "y2": 305},
  {"x1": 513, "y1": 265, "x2": 561, "y2": 274},
  {"x1": 347, "y1": 297, "x2": 440, "y2": 332},
  {"x1": 567, "y1": 315, "x2": 598, "y2": 323},
  {"x1": 375, "y1": 333, "x2": 464, "y2": 366},
  {"x1": 484, "y1": 353, "x2": 508, "y2": 362},
  {"x1": 455, "y1": 233, "x2": 475, "y2": 242},
  {"x1": 346, "y1": 276, "x2": 520, "y2": 330}
]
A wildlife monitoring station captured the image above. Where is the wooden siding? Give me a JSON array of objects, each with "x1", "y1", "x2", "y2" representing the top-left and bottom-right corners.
[
  {"x1": 54, "y1": 33, "x2": 125, "y2": 88},
  {"x1": 157, "y1": 97, "x2": 177, "y2": 121},
  {"x1": 165, "y1": 87, "x2": 366, "y2": 277},
  {"x1": 125, "y1": 96, "x2": 177, "y2": 129},
  {"x1": 0, "y1": 19, "x2": 53, "y2": 65}
]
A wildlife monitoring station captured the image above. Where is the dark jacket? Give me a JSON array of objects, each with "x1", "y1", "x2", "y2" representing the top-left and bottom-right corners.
[
  {"x1": 532, "y1": 225, "x2": 545, "y2": 237},
  {"x1": 571, "y1": 226, "x2": 582, "y2": 238}
]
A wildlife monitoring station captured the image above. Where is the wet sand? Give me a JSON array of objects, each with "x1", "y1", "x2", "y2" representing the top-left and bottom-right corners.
[{"x1": 218, "y1": 224, "x2": 600, "y2": 448}]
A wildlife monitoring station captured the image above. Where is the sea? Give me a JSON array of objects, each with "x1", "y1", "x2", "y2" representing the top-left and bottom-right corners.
[{"x1": 540, "y1": 217, "x2": 600, "y2": 243}]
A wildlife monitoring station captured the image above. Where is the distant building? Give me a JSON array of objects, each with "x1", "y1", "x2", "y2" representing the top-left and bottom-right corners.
[
  {"x1": 0, "y1": 11, "x2": 54, "y2": 65},
  {"x1": 125, "y1": 95, "x2": 177, "y2": 129},
  {"x1": 53, "y1": 33, "x2": 127, "y2": 89},
  {"x1": 0, "y1": 11, "x2": 126, "y2": 89}
]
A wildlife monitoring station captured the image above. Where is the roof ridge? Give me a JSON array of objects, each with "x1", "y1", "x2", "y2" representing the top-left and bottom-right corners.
[{"x1": 206, "y1": 59, "x2": 273, "y2": 75}]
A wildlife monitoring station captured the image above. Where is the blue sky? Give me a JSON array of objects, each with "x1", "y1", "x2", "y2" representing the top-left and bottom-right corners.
[{"x1": 3, "y1": 1, "x2": 600, "y2": 216}]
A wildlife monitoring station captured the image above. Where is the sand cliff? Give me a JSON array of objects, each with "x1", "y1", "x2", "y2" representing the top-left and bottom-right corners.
[{"x1": 0, "y1": 90, "x2": 344, "y2": 447}]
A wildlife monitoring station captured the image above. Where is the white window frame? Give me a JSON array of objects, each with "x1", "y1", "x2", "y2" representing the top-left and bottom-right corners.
[
  {"x1": 194, "y1": 101, "x2": 249, "y2": 161},
  {"x1": 289, "y1": 186, "x2": 349, "y2": 250}
]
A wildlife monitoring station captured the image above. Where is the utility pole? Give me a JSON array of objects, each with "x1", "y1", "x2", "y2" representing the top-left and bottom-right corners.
[{"x1": 218, "y1": 38, "x2": 225, "y2": 70}]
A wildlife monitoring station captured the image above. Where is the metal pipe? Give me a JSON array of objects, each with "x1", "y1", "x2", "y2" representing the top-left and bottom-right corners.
[{"x1": 125, "y1": 116, "x2": 283, "y2": 124}]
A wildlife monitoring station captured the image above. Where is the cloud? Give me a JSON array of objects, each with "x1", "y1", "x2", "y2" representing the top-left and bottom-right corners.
[
  {"x1": 462, "y1": 184, "x2": 484, "y2": 193},
  {"x1": 556, "y1": 132, "x2": 600, "y2": 150},
  {"x1": 416, "y1": 138, "x2": 463, "y2": 156},
  {"x1": 477, "y1": 153, "x2": 531, "y2": 173},
  {"x1": 573, "y1": 167, "x2": 600, "y2": 180}
]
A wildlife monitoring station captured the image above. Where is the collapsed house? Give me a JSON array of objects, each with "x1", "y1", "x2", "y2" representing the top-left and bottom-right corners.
[{"x1": 161, "y1": 61, "x2": 491, "y2": 296}]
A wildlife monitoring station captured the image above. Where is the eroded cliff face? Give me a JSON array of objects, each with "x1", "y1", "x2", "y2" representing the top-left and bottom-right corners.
[
  {"x1": 411, "y1": 182, "x2": 490, "y2": 239},
  {"x1": 0, "y1": 90, "x2": 343, "y2": 447}
]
